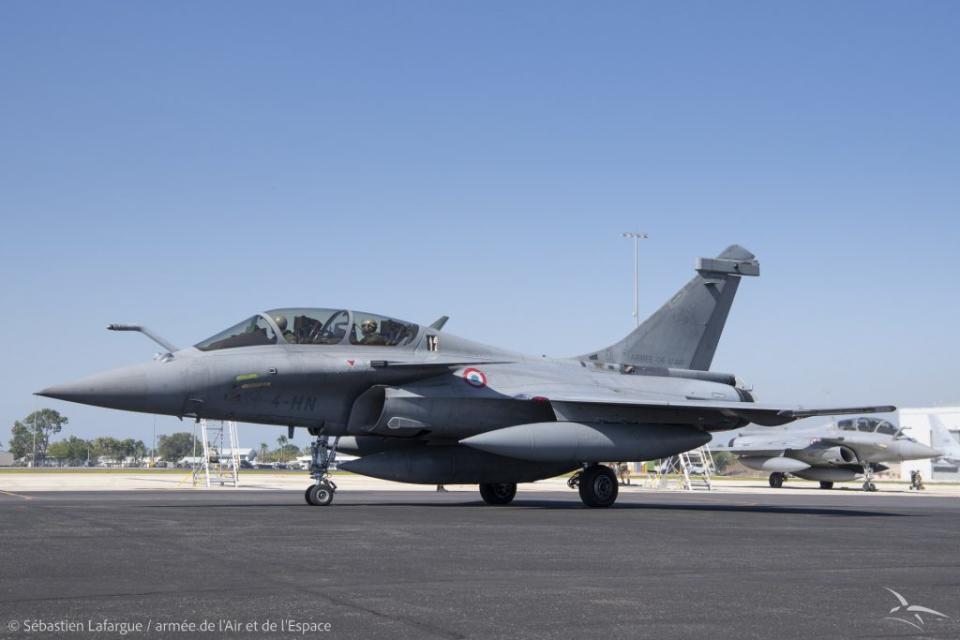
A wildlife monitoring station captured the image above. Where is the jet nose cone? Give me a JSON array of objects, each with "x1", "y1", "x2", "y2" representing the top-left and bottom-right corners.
[
  {"x1": 35, "y1": 384, "x2": 82, "y2": 401},
  {"x1": 36, "y1": 365, "x2": 148, "y2": 410},
  {"x1": 901, "y1": 442, "x2": 943, "y2": 461}
]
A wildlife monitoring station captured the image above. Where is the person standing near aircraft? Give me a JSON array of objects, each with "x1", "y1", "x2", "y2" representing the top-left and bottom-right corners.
[{"x1": 910, "y1": 470, "x2": 925, "y2": 490}]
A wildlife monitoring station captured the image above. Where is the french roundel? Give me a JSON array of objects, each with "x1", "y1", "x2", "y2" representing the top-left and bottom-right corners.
[{"x1": 462, "y1": 367, "x2": 487, "y2": 388}]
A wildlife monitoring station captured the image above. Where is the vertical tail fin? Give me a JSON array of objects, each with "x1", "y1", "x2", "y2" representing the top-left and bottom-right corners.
[
  {"x1": 930, "y1": 415, "x2": 960, "y2": 462},
  {"x1": 583, "y1": 245, "x2": 759, "y2": 371}
]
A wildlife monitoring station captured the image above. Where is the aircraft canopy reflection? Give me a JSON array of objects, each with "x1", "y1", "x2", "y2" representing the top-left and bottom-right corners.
[{"x1": 195, "y1": 309, "x2": 421, "y2": 351}]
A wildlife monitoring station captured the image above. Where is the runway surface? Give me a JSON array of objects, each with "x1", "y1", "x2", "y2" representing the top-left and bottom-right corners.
[{"x1": 1, "y1": 489, "x2": 958, "y2": 639}]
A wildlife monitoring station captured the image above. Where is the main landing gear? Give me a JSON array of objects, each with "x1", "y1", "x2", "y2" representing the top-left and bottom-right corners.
[
  {"x1": 479, "y1": 482, "x2": 517, "y2": 505},
  {"x1": 305, "y1": 434, "x2": 339, "y2": 506},
  {"x1": 768, "y1": 472, "x2": 786, "y2": 488},
  {"x1": 861, "y1": 463, "x2": 878, "y2": 492},
  {"x1": 568, "y1": 464, "x2": 619, "y2": 507}
]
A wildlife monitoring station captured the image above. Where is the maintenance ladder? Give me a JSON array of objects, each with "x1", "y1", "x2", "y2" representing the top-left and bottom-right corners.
[
  {"x1": 648, "y1": 446, "x2": 715, "y2": 491},
  {"x1": 677, "y1": 446, "x2": 715, "y2": 491},
  {"x1": 192, "y1": 419, "x2": 241, "y2": 488}
]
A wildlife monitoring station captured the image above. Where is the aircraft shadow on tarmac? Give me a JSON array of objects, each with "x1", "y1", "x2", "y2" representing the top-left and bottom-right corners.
[{"x1": 138, "y1": 500, "x2": 904, "y2": 517}]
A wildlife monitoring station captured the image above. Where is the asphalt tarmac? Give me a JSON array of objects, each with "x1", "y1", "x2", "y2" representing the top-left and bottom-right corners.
[{"x1": 1, "y1": 489, "x2": 958, "y2": 639}]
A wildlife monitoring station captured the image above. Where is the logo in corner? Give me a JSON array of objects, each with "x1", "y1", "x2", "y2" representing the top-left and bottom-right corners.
[
  {"x1": 882, "y1": 587, "x2": 951, "y2": 631},
  {"x1": 462, "y1": 368, "x2": 487, "y2": 388}
]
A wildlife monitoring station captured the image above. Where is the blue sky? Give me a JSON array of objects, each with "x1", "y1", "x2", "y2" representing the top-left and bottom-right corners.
[{"x1": 2, "y1": 2, "x2": 958, "y2": 449}]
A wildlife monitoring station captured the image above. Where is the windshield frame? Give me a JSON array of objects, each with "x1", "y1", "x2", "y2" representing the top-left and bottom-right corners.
[{"x1": 194, "y1": 313, "x2": 280, "y2": 352}]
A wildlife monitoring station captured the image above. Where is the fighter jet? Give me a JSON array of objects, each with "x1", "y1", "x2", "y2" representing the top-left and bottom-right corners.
[
  {"x1": 37, "y1": 245, "x2": 894, "y2": 507},
  {"x1": 710, "y1": 416, "x2": 942, "y2": 491}
]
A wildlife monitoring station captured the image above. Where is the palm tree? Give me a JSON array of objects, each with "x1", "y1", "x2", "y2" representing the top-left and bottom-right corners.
[
  {"x1": 259, "y1": 442, "x2": 268, "y2": 464},
  {"x1": 276, "y1": 435, "x2": 288, "y2": 463}
]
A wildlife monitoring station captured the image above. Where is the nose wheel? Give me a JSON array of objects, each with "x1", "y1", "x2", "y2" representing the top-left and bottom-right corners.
[
  {"x1": 305, "y1": 480, "x2": 336, "y2": 506},
  {"x1": 304, "y1": 434, "x2": 339, "y2": 506}
]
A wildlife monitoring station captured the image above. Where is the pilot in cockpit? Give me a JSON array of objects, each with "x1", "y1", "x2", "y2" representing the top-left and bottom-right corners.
[
  {"x1": 273, "y1": 314, "x2": 296, "y2": 344},
  {"x1": 359, "y1": 318, "x2": 388, "y2": 346}
]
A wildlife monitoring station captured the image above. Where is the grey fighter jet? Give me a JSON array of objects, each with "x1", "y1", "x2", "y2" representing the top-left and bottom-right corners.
[
  {"x1": 710, "y1": 416, "x2": 942, "y2": 491},
  {"x1": 37, "y1": 245, "x2": 894, "y2": 507}
]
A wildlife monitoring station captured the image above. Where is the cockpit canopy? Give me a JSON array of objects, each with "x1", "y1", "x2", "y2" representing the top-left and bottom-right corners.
[
  {"x1": 194, "y1": 315, "x2": 277, "y2": 351},
  {"x1": 194, "y1": 309, "x2": 421, "y2": 351},
  {"x1": 838, "y1": 417, "x2": 899, "y2": 436}
]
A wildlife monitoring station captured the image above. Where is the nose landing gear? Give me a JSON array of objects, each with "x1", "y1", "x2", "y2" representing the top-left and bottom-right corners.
[
  {"x1": 305, "y1": 434, "x2": 339, "y2": 506},
  {"x1": 305, "y1": 481, "x2": 335, "y2": 506}
]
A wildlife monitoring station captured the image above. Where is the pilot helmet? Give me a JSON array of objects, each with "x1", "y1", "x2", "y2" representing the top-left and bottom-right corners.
[
  {"x1": 361, "y1": 319, "x2": 377, "y2": 333},
  {"x1": 273, "y1": 314, "x2": 288, "y2": 331}
]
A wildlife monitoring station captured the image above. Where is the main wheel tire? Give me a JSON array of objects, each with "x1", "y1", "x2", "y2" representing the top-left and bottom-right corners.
[
  {"x1": 479, "y1": 482, "x2": 517, "y2": 505},
  {"x1": 864, "y1": 482, "x2": 877, "y2": 492},
  {"x1": 769, "y1": 472, "x2": 785, "y2": 488},
  {"x1": 306, "y1": 483, "x2": 335, "y2": 506},
  {"x1": 819, "y1": 481, "x2": 834, "y2": 490},
  {"x1": 578, "y1": 465, "x2": 619, "y2": 507}
]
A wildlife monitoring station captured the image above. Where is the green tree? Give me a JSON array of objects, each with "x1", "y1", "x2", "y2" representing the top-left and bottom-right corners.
[
  {"x1": 276, "y1": 435, "x2": 288, "y2": 463},
  {"x1": 113, "y1": 438, "x2": 145, "y2": 466},
  {"x1": 113, "y1": 439, "x2": 132, "y2": 466},
  {"x1": 711, "y1": 451, "x2": 737, "y2": 475},
  {"x1": 92, "y1": 437, "x2": 119, "y2": 466},
  {"x1": 9, "y1": 421, "x2": 30, "y2": 460},
  {"x1": 128, "y1": 439, "x2": 147, "y2": 465},
  {"x1": 259, "y1": 442, "x2": 269, "y2": 463},
  {"x1": 47, "y1": 436, "x2": 92, "y2": 466},
  {"x1": 158, "y1": 432, "x2": 196, "y2": 463},
  {"x1": 46, "y1": 440, "x2": 69, "y2": 465},
  {"x1": 9, "y1": 409, "x2": 68, "y2": 464},
  {"x1": 277, "y1": 444, "x2": 300, "y2": 460}
]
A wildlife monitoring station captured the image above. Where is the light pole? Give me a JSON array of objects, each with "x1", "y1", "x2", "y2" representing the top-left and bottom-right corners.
[{"x1": 621, "y1": 232, "x2": 648, "y2": 327}]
